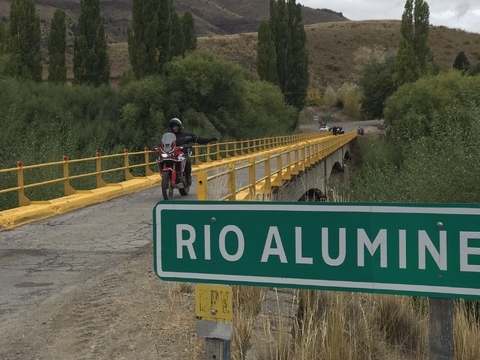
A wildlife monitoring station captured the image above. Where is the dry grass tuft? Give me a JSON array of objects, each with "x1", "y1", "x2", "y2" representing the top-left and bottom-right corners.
[
  {"x1": 454, "y1": 300, "x2": 480, "y2": 360},
  {"x1": 231, "y1": 286, "x2": 267, "y2": 359}
]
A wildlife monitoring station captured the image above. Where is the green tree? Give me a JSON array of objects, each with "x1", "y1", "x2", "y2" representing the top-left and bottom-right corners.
[
  {"x1": 384, "y1": 70, "x2": 480, "y2": 142},
  {"x1": 157, "y1": 0, "x2": 173, "y2": 67},
  {"x1": 0, "y1": 21, "x2": 17, "y2": 77},
  {"x1": 170, "y1": 11, "x2": 184, "y2": 58},
  {"x1": 284, "y1": 0, "x2": 309, "y2": 113},
  {"x1": 453, "y1": 51, "x2": 470, "y2": 73},
  {"x1": 394, "y1": 40, "x2": 420, "y2": 86},
  {"x1": 73, "y1": 0, "x2": 110, "y2": 86},
  {"x1": 181, "y1": 10, "x2": 196, "y2": 53},
  {"x1": 358, "y1": 48, "x2": 397, "y2": 119},
  {"x1": 394, "y1": 0, "x2": 431, "y2": 84},
  {"x1": 127, "y1": 0, "x2": 159, "y2": 79},
  {"x1": 256, "y1": 20, "x2": 278, "y2": 85},
  {"x1": 48, "y1": 9, "x2": 67, "y2": 84},
  {"x1": 9, "y1": 0, "x2": 42, "y2": 81},
  {"x1": 0, "y1": 20, "x2": 7, "y2": 53},
  {"x1": 412, "y1": 0, "x2": 430, "y2": 72},
  {"x1": 269, "y1": 0, "x2": 288, "y2": 90},
  {"x1": 264, "y1": 0, "x2": 309, "y2": 116}
]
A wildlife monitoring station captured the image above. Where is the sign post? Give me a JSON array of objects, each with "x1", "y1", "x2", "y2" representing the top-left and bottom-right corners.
[
  {"x1": 154, "y1": 201, "x2": 480, "y2": 358},
  {"x1": 195, "y1": 284, "x2": 233, "y2": 360}
]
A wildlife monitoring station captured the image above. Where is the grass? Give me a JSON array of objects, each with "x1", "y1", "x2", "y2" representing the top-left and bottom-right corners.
[
  {"x1": 251, "y1": 290, "x2": 480, "y2": 360},
  {"x1": 99, "y1": 20, "x2": 480, "y2": 90}
]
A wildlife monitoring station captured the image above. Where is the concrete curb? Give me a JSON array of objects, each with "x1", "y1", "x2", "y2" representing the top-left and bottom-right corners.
[{"x1": 0, "y1": 175, "x2": 162, "y2": 231}]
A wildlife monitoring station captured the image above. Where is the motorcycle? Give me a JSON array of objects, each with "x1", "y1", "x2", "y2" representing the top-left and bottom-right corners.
[{"x1": 155, "y1": 133, "x2": 193, "y2": 200}]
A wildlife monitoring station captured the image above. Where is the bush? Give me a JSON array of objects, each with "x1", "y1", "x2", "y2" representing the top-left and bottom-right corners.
[
  {"x1": 384, "y1": 70, "x2": 480, "y2": 142},
  {"x1": 306, "y1": 89, "x2": 323, "y2": 107},
  {"x1": 323, "y1": 86, "x2": 337, "y2": 108}
]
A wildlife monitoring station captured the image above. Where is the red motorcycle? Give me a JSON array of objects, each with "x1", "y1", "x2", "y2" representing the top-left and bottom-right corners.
[{"x1": 156, "y1": 133, "x2": 192, "y2": 200}]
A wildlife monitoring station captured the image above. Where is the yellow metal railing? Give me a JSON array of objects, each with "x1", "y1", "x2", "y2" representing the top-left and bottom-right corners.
[
  {"x1": 196, "y1": 131, "x2": 357, "y2": 201},
  {"x1": 0, "y1": 132, "x2": 355, "y2": 209}
]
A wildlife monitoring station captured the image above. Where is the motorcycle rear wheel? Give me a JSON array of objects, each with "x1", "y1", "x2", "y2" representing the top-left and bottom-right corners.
[{"x1": 161, "y1": 172, "x2": 173, "y2": 200}]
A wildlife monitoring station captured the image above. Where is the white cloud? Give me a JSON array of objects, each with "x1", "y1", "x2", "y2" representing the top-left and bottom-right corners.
[{"x1": 297, "y1": 0, "x2": 480, "y2": 33}]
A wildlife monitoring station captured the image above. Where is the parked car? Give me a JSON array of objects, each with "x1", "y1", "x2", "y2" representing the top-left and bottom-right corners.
[{"x1": 319, "y1": 123, "x2": 329, "y2": 131}]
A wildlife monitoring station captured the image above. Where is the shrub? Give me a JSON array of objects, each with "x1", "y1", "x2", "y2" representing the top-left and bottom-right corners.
[
  {"x1": 305, "y1": 89, "x2": 323, "y2": 107},
  {"x1": 323, "y1": 86, "x2": 337, "y2": 108}
]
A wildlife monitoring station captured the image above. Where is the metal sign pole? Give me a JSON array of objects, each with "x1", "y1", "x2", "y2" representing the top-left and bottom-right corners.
[
  {"x1": 206, "y1": 338, "x2": 228, "y2": 359},
  {"x1": 429, "y1": 298, "x2": 454, "y2": 360}
]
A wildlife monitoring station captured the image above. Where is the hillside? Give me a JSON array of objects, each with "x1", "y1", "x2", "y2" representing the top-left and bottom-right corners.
[
  {"x1": 0, "y1": 0, "x2": 348, "y2": 43},
  {"x1": 107, "y1": 20, "x2": 480, "y2": 89}
]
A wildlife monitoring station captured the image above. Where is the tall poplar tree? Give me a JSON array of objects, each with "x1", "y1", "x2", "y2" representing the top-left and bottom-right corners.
[
  {"x1": 453, "y1": 51, "x2": 470, "y2": 73},
  {"x1": 170, "y1": 11, "x2": 184, "y2": 58},
  {"x1": 394, "y1": 0, "x2": 431, "y2": 85},
  {"x1": 260, "y1": 0, "x2": 309, "y2": 114},
  {"x1": 256, "y1": 20, "x2": 278, "y2": 85},
  {"x1": 181, "y1": 10, "x2": 196, "y2": 53},
  {"x1": 157, "y1": 0, "x2": 173, "y2": 67},
  {"x1": 0, "y1": 20, "x2": 7, "y2": 53},
  {"x1": 48, "y1": 9, "x2": 67, "y2": 84},
  {"x1": 413, "y1": 0, "x2": 430, "y2": 72},
  {"x1": 73, "y1": 0, "x2": 110, "y2": 86},
  {"x1": 9, "y1": 0, "x2": 42, "y2": 82},
  {"x1": 284, "y1": 0, "x2": 309, "y2": 111},
  {"x1": 127, "y1": 0, "x2": 160, "y2": 78}
]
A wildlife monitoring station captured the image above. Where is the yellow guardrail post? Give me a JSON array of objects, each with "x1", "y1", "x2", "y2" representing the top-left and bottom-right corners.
[
  {"x1": 206, "y1": 143, "x2": 212, "y2": 162},
  {"x1": 96, "y1": 152, "x2": 107, "y2": 188},
  {"x1": 62, "y1": 156, "x2": 76, "y2": 196},
  {"x1": 301, "y1": 143, "x2": 307, "y2": 171},
  {"x1": 292, "y1": 145, "x2": 300, "y2": 175},
  {"x1": 197, "y1": 172, "x2": 208, "y2": 200},
  {"x1": 264, "y1": 153, "x2": 271, "y2": 195},
  {"x1": 285, "y1": 147, "x2": 292, "y2": 179},
  {"x1": 305, "y1": 142, "x2": 311, "y2": 168},
  {"x1": 124, "y1": 149, "x2": 134, "y2": 181},
  {"x1": 228, "y1": 163, "x2": 236, "y2": 201},
  {"x1": 273, "y1": 152, "x2": 283, "y2": 187},
  {"x1": 225, "y1": 141, "x2": 231, "y2": 159},
  {"x1": 17, "y1": 161, "x2": 31, "y2": 207},
  {"x1": 144, "y1": 148, "x2": 155, "y2": 176},
  {"x1": 249, "y1": 157, "x2": 256, "y2": 199},
  {"x1": 314, "y1": 142, "x2": 320, "y2": 162}
]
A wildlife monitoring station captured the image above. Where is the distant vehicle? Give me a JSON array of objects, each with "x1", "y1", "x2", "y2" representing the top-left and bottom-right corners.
[{"x1": 319, "y1": 123, "x2": 329, "y2": 131}]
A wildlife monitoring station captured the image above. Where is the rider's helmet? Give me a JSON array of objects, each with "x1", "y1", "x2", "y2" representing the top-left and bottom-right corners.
[{"x1": 169, "y1": 118, "x2": 183, "y2": 131}]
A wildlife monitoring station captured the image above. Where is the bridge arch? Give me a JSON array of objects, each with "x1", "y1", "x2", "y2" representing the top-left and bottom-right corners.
[{"x1": 273, "y1": 142, "x2": 353, "y2": 202}]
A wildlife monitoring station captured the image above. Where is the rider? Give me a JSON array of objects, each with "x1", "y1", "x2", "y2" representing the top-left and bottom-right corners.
[{"x1": 169, "y1": 118, "x2": 217, "y2": 185}]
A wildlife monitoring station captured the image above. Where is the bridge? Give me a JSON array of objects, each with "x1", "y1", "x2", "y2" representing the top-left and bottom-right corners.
[
  {"x1": 0, "y1": 130, "x2": 358, "y2": 358},
  {"x1": 0, "y1": 131, "x2": 356, "y2": 230}
]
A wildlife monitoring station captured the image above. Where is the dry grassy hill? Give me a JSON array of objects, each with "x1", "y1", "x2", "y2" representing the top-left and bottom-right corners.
[
  {"x1": 0, "y1": 0, "x2": 347, "y2": 43},
  {"x1": 106, "y1": 20, "x2": 480, "y2": 89}
]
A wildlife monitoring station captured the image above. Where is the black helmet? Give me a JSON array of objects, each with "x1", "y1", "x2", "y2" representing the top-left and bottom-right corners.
[{"x1": 169, "y1": 118, "x2": 183, "y2": 130}]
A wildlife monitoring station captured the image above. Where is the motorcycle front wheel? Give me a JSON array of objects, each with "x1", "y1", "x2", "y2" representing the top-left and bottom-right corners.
[
  {"x1": 161, "y1": 172, "x2": 173, "y2": 200},
  {"x1": 179, "y1": 182, "x2": 190, "y2": 196}
]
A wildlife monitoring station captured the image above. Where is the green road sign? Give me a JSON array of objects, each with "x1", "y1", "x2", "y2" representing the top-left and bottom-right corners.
[{"x1": 153, "y1": 201, "x2": 480, "y2": 300}]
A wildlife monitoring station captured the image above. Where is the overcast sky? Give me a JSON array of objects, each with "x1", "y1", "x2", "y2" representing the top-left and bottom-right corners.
[{"x1": 298, "y1": 0, "x2": 480, "y2": 34}]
